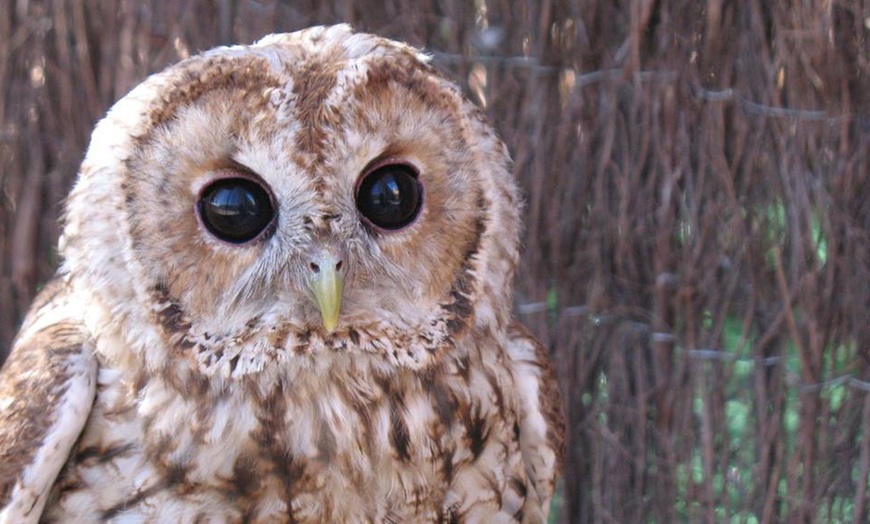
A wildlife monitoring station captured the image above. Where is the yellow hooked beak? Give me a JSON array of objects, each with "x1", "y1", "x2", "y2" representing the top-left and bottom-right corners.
[{"x1": 306, "y1": 249, "x2": 346, "y2": 333}]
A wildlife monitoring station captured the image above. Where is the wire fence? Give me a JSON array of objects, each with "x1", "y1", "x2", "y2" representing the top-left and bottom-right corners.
[
  {"x1": 2, "y1": 1, "x2": 870, "y2": 522},
  {"x1": 522, "y1": 300, "x2": 870, "y2": 390}
]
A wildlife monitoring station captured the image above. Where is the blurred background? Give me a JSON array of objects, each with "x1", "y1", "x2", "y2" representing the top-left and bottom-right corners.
[{"x1": 2, "y1": 0, "x2": 870, "y2": 521}]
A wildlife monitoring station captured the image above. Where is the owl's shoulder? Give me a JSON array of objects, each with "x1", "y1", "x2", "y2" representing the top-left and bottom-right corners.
[
  {"x1": 505, "y1": 321, "x2": 566, "y2": 512},
  {"x1": 0, "y1": 276, "x2": 98, "y2": 522}
]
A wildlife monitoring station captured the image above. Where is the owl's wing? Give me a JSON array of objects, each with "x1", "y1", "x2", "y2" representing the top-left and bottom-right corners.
[
  {"x1": 0, "y1": 277, "x2": 97, "y2": 523},
  {"x1": 507, "y1": 322, "x2": 566, "y2": 520}
]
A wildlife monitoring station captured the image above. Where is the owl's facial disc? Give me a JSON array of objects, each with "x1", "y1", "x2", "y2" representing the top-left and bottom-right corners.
[{"x1": 305, "y1": 246, "x2": 346, "y2": 333}]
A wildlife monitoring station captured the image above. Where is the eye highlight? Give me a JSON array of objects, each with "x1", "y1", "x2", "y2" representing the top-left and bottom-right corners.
[
  {"x1": 355, "y1": 164, "x2": 423, "y2": 231},
  {"x1": 197, "y1": 177, "x2": 276, "y2": 244}
]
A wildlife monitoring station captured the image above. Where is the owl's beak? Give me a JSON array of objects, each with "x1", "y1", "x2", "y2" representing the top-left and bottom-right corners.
[{"x1": 306, "y1": 247, "x2": 346, "y2": 333}]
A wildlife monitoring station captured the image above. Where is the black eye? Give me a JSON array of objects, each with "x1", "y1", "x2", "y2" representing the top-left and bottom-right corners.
[
  {"x1": 356, "y1": 164, "x2": 423, "y2": 231},
  {"x1": 197, "y1": 177, "x2": 275, "y2": 244}
]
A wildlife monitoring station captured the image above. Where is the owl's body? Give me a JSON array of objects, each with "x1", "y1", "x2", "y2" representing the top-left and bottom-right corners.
[{"x1": 0, "y1": 26, "x2": 564, "y2": 523}]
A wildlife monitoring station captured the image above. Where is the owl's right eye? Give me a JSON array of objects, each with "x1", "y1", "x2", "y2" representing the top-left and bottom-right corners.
[{"x1": 197, "y1": 177, "x2": 276, "y2": 244}]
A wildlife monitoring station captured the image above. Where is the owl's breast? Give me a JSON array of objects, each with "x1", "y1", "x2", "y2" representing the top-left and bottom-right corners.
[{"x1": 43, "y1": 339, "x2": 533, "y2": 522}]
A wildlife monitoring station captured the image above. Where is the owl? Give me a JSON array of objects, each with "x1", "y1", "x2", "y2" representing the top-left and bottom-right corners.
[{"x1": 0, "y1": 25, "x2": 564, "y2": 523}]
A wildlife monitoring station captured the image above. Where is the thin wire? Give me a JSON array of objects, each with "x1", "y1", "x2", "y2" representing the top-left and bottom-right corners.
[
  {"x1": 518, "y1": 301, "x2": 870, "y2": 393},
  {"x1": 430, "y1": 53, "x2": 870, "y2": 125}
]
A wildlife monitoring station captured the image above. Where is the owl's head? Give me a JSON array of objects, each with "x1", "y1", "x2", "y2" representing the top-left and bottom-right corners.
[{"x1": 61, "y1": 25, "x2": 521, "y2": 376}]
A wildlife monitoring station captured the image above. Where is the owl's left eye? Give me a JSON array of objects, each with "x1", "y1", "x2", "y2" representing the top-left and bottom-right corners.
[
  {"x1": 356, "y1": 164, "x2": 423, "y2": 231},
  {"x1": 197, "y1": 177, "x2": 276, "y2": 244}
]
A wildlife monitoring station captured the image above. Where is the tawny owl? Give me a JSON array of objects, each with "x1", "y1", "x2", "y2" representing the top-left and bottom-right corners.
[{"x1": 0, "y1": 25, "x2": 564, "y2": 523}]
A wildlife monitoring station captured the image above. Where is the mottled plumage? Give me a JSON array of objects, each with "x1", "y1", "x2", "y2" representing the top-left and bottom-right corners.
[{"x1": 0, "y1": 25, "x2": 564, "y2": 523}]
